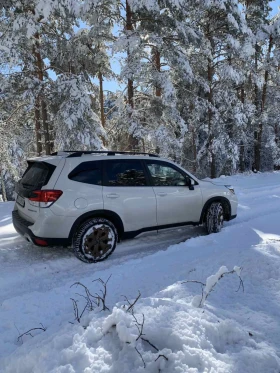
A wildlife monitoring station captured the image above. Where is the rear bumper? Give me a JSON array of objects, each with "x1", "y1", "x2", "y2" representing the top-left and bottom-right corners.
[{"x1": 12, "y1": 210, "x2": 70, "y2": 247}]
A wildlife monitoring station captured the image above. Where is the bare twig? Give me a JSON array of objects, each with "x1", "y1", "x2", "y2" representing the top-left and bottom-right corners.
[
  {"x1": 123, "y1": 292, "x2": 146, "y2": 342},
  {"x1": 203, "y1": 267, "x2": 244, "y2": 303},
  {"x1": 70, "y1": 298, "x2": 88, "y2": 323},
  {"x1": 122, "y1": 290, "x2": 141, "y2": 314},
  {"x1": 141, "y1": 337, "x2": 159, "y2": 352},
  {"x1": 183, "y1": 267, "x2": 244, "y2": 307},
  {"x1": 71, "y1": 282, "x2": 98, "y2": 311},
  {"x1": 155, "y1": 354, "x2": 169, "y2": 362},
  {"x1": 75, "y1": 292, "x2": 97, "y2": 310},
  {"x1": 235, "y1": 275, "x2": 244, "y2": 293},
  {"x1": 188, "y1": 268, "x2": 196, "y2": 275},
  {"x1": 14, "y1": 323, "x2": 22, "y2": 344},
  {"x1": 181, "y1": 280, "x2": 205, "y2": 299},
  {"x1": 135, "y1": 346, "x2": 146, "y2": 368},
  {"x1": 181, "y1": 280, "x2": 206, "y2": 286},
  {"x1": 92, "y1": 275, "x2": 111, "y2": 311},
  {"x1": 127, "y1": 291, "x2": 141, "y2": 313},
  {"x1": 70, "y1": 275, "x2": 111, "y2": 320},
  {"x1": 17, "y1": 323, "x2": 46, "y2": 342},
  {"x1": 135, "y1": 313, "x2": 145, "y2": 341},
  {"x1": 121, "y1": 291, "x2": 169, "y2": 365}
]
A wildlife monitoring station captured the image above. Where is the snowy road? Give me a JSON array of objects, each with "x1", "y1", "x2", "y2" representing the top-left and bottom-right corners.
[
  {"x1": 0, "y1": 204, "x2": 205, "y2": 303},
  {"x1": 1, "y1": 172, "x2": 280, "y2": 372}
]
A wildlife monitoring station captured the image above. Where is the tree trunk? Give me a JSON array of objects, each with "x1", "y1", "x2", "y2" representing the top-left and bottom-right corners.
[
  {"x1": 127, "y1": 80, "x2": 134, "y2": 109},
  {"x1": 48, "y1": 121, "x2": 54, "y2": 153},
  {"x1": 126, "y1": 0, "x2": 138, "y2": 150},
  {"x1": 98, "y1": 71, "x2": 106, "y2": 129},
  {"x1": 207, "y1": 56, "x2": 216, "y2": 178},
  {"x1": 126, "y1": 0, "x2": 134, "y2": 110},
  {"x1": 210, "y1": 143, "x2": 216, "y2": 178},
  {"x1": 33, "y1": 32, "x2": 50, "y2": 154},
  {"x1": 261, "y1": 35, "x2": 273, "y2": 112},
  {"x1": 98, "y1": 71, "x2": 107, "y2": 147},
  {"x1": 254, "y1": 35, "x2": 273, "y2": 171},
  {"x1": 192, "y1": 127, "x2": 197, "y2": 173},
  {"x1": 34, "y1": 96, "x2": 42, "y2": 155},
  {"x1": 239, "y1": 141, "x2": 245, "y2": 172},
  {"x1": 152, "y1": 47, "x2": 161, "y2": 97},
  {"x1": 41, "y1": 99, "x2": 51, "y2": 154},
  {"x1": 240, "y1": 87, "x2": 245, "y2": 104},
  {"x1": 253, "y1": 42, "x2": 260, "y2": 170},
  {"x1": 0, "y1": 169, "x2": 7, "y2": 201}
]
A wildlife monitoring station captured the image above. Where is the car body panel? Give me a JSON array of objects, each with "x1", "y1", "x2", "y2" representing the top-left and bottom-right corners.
[
  {"x1": 152, "y1": 185, "x2": 203, "y2": 225},
  {"x1": 29, "y1": 207, "x2": 76, "y2": 238},
  {"x1": 103, "y1": 185, "x2": 157, "y2": 231},
  {"x1": 51, "y1": 157, "x2": 104, "y2": 217},
  {"x1": 199, "y1": 180, "x2": 238, "y2": 217}
]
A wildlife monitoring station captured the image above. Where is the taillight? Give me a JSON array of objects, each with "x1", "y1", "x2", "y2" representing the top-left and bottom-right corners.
[
  {"x1": 29, "y1": 190, "x2": 63, "y2": 207},
  {"x1": 34, "y1": 238, "x2": 48, "y2": 246}
]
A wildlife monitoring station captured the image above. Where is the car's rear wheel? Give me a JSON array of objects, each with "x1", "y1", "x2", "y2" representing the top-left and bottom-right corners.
[
  {"x1": 205, "y1": 202, "x2": 224, "y2": 234},
  {"x1": 73, "y1": 218, "x2": 118, "y2": 263}
]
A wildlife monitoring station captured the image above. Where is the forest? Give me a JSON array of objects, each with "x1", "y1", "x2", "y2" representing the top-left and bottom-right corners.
[{"x1": 0, "y1": 0, "x2": 280, "y2": 199}]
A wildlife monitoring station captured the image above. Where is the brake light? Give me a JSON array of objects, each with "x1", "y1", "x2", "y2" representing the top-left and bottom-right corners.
[
  {"x1": 29, "y1": 190, "x2": 63, "y2": 207},
  {"x1": 34, "y1": 238, "x2": 48, "y2": 246}
]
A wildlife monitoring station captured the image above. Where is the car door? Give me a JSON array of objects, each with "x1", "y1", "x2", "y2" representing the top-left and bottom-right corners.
[
  {"x1": 145, "y1": 160, "x2": 203, "y2": 226},
  {"x1": 103, "y1": 159, "x2": 157, "y2": 232}
]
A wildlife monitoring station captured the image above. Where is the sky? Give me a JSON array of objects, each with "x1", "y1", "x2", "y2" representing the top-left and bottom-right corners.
[{"x1": 271, "y1": 0, "x2": 280, "y2": 15}]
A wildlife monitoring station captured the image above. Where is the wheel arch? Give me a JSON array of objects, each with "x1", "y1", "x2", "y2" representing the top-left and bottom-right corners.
[
  {"x1": 69, "y1": 210, "x2": 124, "y2": 243},
  {"x1": 200, "y1": 197, "x2": 231, "y2": 224}
]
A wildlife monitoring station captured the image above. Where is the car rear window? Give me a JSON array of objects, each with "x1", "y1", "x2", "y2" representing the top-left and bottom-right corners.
[{"x1": 20, "y1": 162, "x2": 55, "y2": 190}]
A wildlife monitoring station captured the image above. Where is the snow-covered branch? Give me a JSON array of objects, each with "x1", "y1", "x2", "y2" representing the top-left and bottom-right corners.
[{"x1": 184, "y1": 266, "x2": 244, "y2": 308}]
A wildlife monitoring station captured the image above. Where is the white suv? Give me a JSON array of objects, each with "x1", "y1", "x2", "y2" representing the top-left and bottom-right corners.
[{"x1": 13, "y1": 151, "x2": 238, "y2": 263}]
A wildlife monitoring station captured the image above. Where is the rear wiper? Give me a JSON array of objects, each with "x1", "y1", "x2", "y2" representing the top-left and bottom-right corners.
[{"x1": 21, "y1": 183, "x2": 34, "y2": 187}]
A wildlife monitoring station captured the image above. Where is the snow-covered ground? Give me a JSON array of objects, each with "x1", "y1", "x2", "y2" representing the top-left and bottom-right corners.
[{"x1": 1, "y1": 171, "x2": 280, "y2": 372}]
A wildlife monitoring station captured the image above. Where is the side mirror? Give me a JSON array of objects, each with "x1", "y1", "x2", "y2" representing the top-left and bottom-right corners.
[{"x1": 189, "y1": 179, "x2": 195, "y2": 190}]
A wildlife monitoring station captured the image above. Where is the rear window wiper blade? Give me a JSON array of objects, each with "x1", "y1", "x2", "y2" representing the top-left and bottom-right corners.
[{"x1": 21, "y1": 182, "x2": 34, "y2": 187}]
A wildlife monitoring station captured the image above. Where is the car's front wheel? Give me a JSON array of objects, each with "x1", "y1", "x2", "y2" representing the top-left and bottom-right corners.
[
  {"x1": 205, "y1": 202, "x2": 224, "y2": 234},
  {"x1": 73, "y1": 218, "x2": 118, "y2": 263}
]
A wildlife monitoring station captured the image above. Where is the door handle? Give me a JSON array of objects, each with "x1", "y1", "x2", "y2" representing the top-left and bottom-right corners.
[
  {"x1": 106, "y1": 193, "x2": 120, "y2": 199},
  {"x1": 157, "y1": 192, "x2": 167, "y2": 197}
]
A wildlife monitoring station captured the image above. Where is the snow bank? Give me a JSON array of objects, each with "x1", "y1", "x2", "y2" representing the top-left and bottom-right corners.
[
  {"x1": 103, "y1": 307, "x2": 139, "y2": 345},
  {"x1": 2, "y1": 285, "x2": 280, "y2": 373}
]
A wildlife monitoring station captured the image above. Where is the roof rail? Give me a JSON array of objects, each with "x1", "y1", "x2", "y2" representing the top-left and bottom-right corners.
[{"x1": 51, "y1": 150, "x2": 160, "y2": 158}]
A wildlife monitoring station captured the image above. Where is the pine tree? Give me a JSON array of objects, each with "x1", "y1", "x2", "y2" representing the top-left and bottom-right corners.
[
  {"x1": 1, "y1": 0, "x2": 279, "y2": 198},
  {"x1": 240, "y1": 0, "x2": 273, "y2": 171},
  {"x1": 178, "y1": 0, "x2": 253, "y2": 177}
]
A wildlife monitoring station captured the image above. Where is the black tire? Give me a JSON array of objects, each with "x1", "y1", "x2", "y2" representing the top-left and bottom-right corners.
[
  {"x1": 205, "y1": 202, "x2": 224, "y2": 234},
  {"x1": 73, "y1": 218, "x2": 118, "y2": 263}
]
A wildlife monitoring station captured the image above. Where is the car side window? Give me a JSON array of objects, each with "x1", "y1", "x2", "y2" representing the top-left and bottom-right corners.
[
  {"x1": 68, "y1": 161, "x2": 102, "y2": 185},
  {"x1": 146, "y1": 161, "x2": 188, "y2": 187},
  {"x1": 105, "y1": 160, "x2": 147, "y2": 186}
]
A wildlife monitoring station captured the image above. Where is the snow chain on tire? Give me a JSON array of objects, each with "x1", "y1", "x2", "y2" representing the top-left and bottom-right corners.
[
  {"x1": 205, "y1": 202, "x2": 224, "y2": 234},
  {"x1": 73, "y1": 218, "x2": 118, "y2": 263}
]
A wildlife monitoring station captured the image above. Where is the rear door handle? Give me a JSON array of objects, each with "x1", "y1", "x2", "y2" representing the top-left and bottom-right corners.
[
  {"x1": 106, "y1": 193, "x2": 120, "y2": 199},
  {"x1": 157, "y1": 192, "x2": 167, "y2": 197}
]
